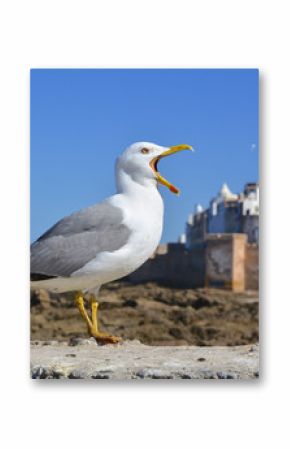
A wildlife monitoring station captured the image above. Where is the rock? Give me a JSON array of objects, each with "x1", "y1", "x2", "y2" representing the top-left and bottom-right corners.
[
  {"x1": 68, "y1": 370, "x2": 86, "y2": 379},
  {"x1": 42, "y1": 340, "x2": 59, "y2": 346},
  {"x1": 52, "y1": 369, "x2": 65, "y2": 379},
  {"x1": 169, "y1": 328, "x2": 183, "y2": 339},
  {"x1": 30, "y1": 341, "x2": 259, "y2": 380},
  {"x1": 91, "y1": 371, "x2": 112, "y2": 379},
  {"x1": 135, "y1": 368, "x2": 173, "y2": 379},
  {"x1": 216, "y1": 371, "x2": 238, "y2": 379},
  {"x1": 123, "y1": 299, "x2": 138, "y2": 308},
  {"x1": 198, "y1": 369, "x2": 218, "y2": 379},
  {"x1": 69, "y1": 337, "x2": 97, "y2": 346},
  {"x1": 30, "y1": 365, "x2": 65, "y2": 379},
  {"x1": 31, "y1": 283, "x2": 259, "y2": 347}
]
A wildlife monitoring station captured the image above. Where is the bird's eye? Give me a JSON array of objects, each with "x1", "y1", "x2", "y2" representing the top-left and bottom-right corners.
[{"x1": 141, "y1": 148, "x2": 150, "y2": 154}]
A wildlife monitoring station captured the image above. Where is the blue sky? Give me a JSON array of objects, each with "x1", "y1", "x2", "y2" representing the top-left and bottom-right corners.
[{"x1": 31, "y1": 69, "x2": 259, "y2": 243}]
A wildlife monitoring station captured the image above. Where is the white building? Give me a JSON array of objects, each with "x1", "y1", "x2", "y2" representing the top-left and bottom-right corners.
[{"x1": 185, "y1": 182, "x2": 259, "y2": 249}]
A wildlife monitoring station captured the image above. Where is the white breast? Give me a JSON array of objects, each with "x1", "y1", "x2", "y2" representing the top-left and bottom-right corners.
[{"x1": 72, "y1": 184, "x2": 164, "y2": 285}]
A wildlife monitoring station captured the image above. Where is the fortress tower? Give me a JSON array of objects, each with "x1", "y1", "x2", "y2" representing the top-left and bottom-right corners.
[{"x1": 186, "y1": 182, "x2": 259, "y2": 250}]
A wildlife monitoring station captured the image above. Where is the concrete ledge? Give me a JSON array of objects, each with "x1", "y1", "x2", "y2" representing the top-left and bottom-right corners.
[{"x1": 30, "y1": 340, "x2": 259, "y2": 380}]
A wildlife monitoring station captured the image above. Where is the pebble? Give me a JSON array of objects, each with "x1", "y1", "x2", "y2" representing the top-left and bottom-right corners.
[
  {"x1": 42, "y1": 340, "x2": 59, "y2": 346},
  {"x1": 216, "y1": 371, "x2": 238, "y2": 379},
  {"x1": 69, "y1": 337, "x2": 98, "y2": 346},
  {"x1": 31, "y1": 365, "x2": 66, "y2": 379},
  {"x1": 198, "y1": 369, "x2": 218, "y2": 379},
  {"x1": 91, "y1": 372, "x2": 111, "y2": 379},
  {"x1": 179, "y1": 373, "x2": 193, "y2": 379},
  {"x1": 68, "y1": 370, "x2": 86, "y2": 379},
  {"x1": 136, "y1": 368, "x2": 173, "y2": 379}
]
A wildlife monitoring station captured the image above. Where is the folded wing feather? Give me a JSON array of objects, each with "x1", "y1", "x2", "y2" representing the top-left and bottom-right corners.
[{"x1": 30, "y1": 201, "x2": 130, "y2": 278}]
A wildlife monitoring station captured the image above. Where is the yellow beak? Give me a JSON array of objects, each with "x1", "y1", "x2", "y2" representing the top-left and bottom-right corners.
[{"x1": 150, "y1": 144, "x2": 193, "y2": 195}]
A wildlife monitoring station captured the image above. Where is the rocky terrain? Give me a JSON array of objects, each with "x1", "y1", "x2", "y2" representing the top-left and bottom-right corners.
[
  {"x1": 31, "y1": 282, "x2": 259, "y2": 346},
  {"x1": 30, "y1": 339, "x2": 259, "y2": 380}
]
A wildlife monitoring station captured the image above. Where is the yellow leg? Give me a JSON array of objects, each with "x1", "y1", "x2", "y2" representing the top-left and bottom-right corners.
[
  {"x1": 91, "y1": 298, "x2": 98, "y2": 330},
  {"x1": 74, "y1": 292, "x2": 121, "y2": 344},
  {"x1": 89, "y1": 295, "x2": 122, "y2": 344},
  {"x1": 75, "y1": 292, "x2": 92, "y2": 329}
]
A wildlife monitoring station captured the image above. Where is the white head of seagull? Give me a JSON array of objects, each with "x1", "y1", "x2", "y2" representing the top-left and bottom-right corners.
[{"x1": 115, "y1": 142, "x2": 193, "y2": 195}]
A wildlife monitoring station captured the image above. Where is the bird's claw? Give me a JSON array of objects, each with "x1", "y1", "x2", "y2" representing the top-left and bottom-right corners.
[{"x1": 89, "y1": 330, "x2": 122, "y2": 345}]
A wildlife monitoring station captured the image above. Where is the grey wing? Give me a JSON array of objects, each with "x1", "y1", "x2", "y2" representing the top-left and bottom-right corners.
[{"x1": 30, "y1": 201, "x2": 131, "y2": 277}]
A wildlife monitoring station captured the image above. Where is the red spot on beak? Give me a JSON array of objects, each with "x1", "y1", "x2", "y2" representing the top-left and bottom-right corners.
[{"x1": 169, "y1": 185, "x2": 179, "y2": 194}]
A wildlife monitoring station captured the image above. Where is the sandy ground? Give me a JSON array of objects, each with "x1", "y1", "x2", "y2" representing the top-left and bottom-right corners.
[{"x1": 31, "y1": 282, "x2": 259, "y2": 346}]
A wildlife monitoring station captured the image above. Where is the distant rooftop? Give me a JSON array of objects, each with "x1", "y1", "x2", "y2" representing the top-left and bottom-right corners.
[{"x1": 215, "y1": 182, "x2": 239, "y2": 204}]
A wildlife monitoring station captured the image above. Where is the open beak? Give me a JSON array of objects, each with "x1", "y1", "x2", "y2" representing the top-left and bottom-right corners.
[{"x1": 149, "y1": 144, "x2": 193, "y2": 195}]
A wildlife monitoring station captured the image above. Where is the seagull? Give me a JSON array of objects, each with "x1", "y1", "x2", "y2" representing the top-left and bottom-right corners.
[{"x1": 31, "y1": 142, "x2": 192, "y2": 343}]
